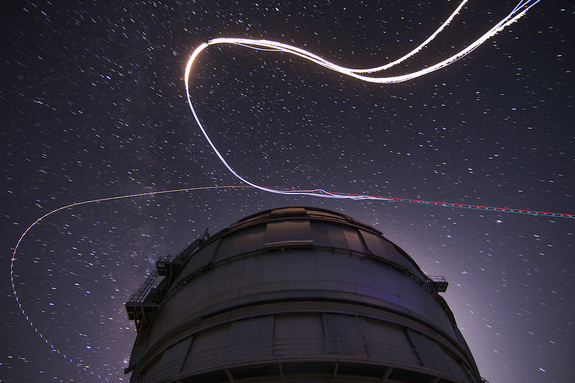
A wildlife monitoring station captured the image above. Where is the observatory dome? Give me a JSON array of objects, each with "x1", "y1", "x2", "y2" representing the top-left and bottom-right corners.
[{"x1": 125, "y1": 206, "x2": 482, "y2": 383}]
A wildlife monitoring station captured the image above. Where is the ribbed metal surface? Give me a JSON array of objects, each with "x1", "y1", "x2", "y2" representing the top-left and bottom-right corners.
[
  {"x1": 135, "y1": 337, "x2": 479, "y2": 383},
  {"x1": 125, "y1": 207, "x2": 483, "y2": 382}
]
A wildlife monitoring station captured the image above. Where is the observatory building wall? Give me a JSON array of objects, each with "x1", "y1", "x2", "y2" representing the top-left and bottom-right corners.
[{"x1": 126, "y1": 207, "x2": 481, "y2": 383}]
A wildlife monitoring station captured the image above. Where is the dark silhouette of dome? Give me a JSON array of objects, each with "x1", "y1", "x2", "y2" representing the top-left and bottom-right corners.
[{"x1": 125, "y1": 206, "x2": 483, "y2": 382}]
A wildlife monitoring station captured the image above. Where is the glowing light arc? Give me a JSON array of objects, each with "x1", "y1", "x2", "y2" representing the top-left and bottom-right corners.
[
  {"x1": 9, "y1": 185, "x2": 251, "y2": 374},
  {"x1": 13, "y1": 0, "x2": 575, "y2": 376},
  {"x1": 184, "y1": 0, "x2": 546, "y2": 208}
]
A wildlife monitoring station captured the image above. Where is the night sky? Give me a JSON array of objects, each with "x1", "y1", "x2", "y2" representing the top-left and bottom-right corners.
[{"x1": 1, "y1": 1, "x2": 573, "y2": 382}]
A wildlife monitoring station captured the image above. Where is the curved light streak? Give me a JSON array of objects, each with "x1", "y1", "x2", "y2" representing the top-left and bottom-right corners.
[
  {"x1": 10, "y1": 181, "x2": 574, "y2": 360},
  {"x1": 184, "y1": 0, "x2": 542, "y2": 203},
  {"x1": 9, "y1": 179, "x2": 573, "y2": 372},
  {"x1": 9, "y1": 185, "x2": 251, "y2": 373},
  {"x1": 11, "y1": 0, "x2": 566, "y2": 378}
]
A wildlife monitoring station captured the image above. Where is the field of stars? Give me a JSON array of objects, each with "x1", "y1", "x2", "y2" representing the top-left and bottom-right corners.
[{"x1": 1, "y1": 1, "x2": 573, "y2": 382}]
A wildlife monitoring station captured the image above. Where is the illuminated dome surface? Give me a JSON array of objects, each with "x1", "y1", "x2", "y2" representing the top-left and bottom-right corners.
[{"x1": 125, "y1": 206, "x2": 482, "y2": 382}]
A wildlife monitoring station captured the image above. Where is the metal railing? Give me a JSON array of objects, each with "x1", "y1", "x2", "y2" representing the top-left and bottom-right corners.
[
  {"x1": 127, "y1": 234, "x2": 207, "y2": 306},
  {"x1": 126, "y1": 269, "x2": 162, "y2": 305},
  {"x1": 135, "y1": 337, "x2": 483, "y2": 383}
]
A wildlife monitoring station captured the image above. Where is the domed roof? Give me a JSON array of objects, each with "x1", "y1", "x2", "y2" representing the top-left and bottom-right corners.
[{"x1": 125, "y1": 206, "x2": 479, "y2": 383}]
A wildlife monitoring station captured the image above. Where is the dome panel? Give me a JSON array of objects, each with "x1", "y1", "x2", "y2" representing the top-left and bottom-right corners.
[{"x1": 125, "y1": 207, "x2": 482, "y2": 383}]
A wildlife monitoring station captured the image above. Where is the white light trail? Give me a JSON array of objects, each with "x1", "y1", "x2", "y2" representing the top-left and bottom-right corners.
[
  {"x1": 9, "y1": 185, "x2": 251, "y2": 373},
  {"x1": 184, "y1": 0, "x2": 539, "y2": 200}
]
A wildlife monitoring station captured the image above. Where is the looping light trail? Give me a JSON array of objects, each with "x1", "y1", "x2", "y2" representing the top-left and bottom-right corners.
[{"x1": 182, "y1": 0, "x2": 564, "y2": 218}]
